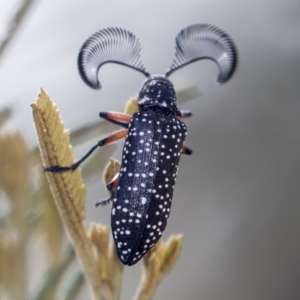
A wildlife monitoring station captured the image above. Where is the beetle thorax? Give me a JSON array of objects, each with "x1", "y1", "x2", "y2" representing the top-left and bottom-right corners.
[{"x1": 138, "y1": 75, "x2": 181, "y2": 116}]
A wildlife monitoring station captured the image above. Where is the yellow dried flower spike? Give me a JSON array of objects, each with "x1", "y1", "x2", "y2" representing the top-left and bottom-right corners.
[
  {"x1": 135, "y1": 235, "x2": 183, "y2": 300},
  {"x1": 124, "y1": 97, "x2": 138, "y2": 115},
  {"x1": 31, "y1": 89, "x2": 113, "y2": 300}
]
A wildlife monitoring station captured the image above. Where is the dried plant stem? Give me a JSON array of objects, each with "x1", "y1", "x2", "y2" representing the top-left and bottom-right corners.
[
  {"x1": 0, "y1": 0, "x2": 36, "y2": 64},
  {"x1": 64, "y1": 271, "x2": 85, "y2": 300},
  {"x1": 108, "y1": 236, "x2": 124, "y2": 300},
  {"x1": 33, "y1": 245, "x2": 76, "y2": 300},
  {"x1": 0, "y1": 133, "x2": 30, "y2": 299},
  {"x1": 31, "y1": 89, "x2": 113, "y2": 300},
  {"x1": 89, "y1": 223, "x2": 124, "y2": 300},
  {"x1": 135, "y1": 235, "x2": 183, "y2": 300}
]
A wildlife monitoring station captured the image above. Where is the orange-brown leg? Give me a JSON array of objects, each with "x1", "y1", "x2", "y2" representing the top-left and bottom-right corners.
[
  {"x1": 98, "y1": 129, "x2": 128, "y2": 146},
  {"x1": 96, "y1": 172, "x2": 120, "y2": 206},
  {"x1": 177, "y1": 110, "x2": 193, "y2": 154},
  {"x1": 45, "y1": 129, "x2": 128, "y2": 172},
  {"x1": 106, "y1": 172, "x2": 120, "y2": 192},
  {"x1": 99, "y1": 111, "x2": 132, "y2": 128},
  {"x1": 177, "y1": 110, "x2": 192, "y2": 120},
  {"x1": 181, "y1": 143, "x2": 193, "y2": 155}
]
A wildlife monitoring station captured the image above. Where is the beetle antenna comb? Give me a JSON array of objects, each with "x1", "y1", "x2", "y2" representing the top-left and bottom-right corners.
[
  {"x1": 165, "y1": 24, "x2": 238, "y2": 84},
  {"x1": 78, "y1": 27, "x2": 150, "y2": 89}
]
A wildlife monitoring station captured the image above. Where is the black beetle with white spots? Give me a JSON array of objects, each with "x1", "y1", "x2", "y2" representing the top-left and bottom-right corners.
[{"x1": 45, "y1": 24, "x2": 238, "y2": 266}]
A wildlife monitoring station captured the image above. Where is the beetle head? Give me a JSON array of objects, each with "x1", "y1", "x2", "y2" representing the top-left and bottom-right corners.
[{"x1": 138, "y1": 75, "x2": 181, "y2": 116}]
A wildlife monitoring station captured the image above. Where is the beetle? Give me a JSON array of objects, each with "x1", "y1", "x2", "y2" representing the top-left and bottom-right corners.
[{"x1": 45, "y1": 24, "x2": 237, "y2": 265}]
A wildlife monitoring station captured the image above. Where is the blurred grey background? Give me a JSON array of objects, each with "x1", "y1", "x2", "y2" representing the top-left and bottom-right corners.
[{"x1": 1, "y1": 0, "x2": 300, "y2": 299}]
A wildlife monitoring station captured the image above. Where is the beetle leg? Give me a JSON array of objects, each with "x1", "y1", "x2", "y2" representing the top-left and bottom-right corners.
[
  {"x1": 106, "y1": 172, "x2": 120, "y2": 192},
  {"x1": 44, "y1": 129, "x2": 128, "y2": 172},
  {"x1": 177, "y1": 110, "x2": 192, "y2": 120},
  {"x1": 95, "y1": 198, "x2": 111, "y2": 206},
  {"x1": 99, "y1": 111, "x2": 131, "y2": 128},
  {"x1": 181, "y1": 143, "x2": 193, "y2": 155},
  {"x1": 98, "y1": 129, "x2": 128, "y2": 146},
  {"x1": 95, "y1": 172, "x2": 120, "y2": 207}
]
